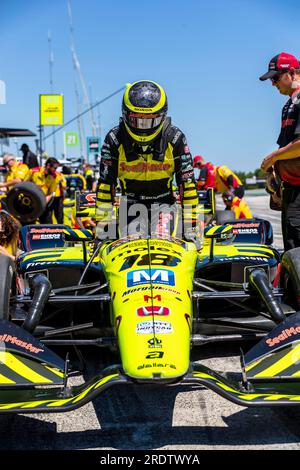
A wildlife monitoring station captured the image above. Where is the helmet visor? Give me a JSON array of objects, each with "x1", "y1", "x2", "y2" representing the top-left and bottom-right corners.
[{"x1": 127, "y1": 113, "x2": 164, "y2": 130}]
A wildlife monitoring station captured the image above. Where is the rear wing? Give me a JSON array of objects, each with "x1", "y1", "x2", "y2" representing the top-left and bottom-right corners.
[
  {"x1": 20, "y1": 224, "x2": 93, "y2": 251},
  {"x1": 229, "y1": 218, "x2": 273, "y2": 245}
]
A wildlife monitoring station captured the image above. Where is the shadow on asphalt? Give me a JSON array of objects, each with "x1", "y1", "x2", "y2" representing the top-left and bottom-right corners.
[{"x1": 0, "y1": 385, "x2": 300, "y2": 450}]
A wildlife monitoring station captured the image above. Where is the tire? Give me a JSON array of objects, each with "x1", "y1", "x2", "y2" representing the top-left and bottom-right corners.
[
  {"x1": 0, "y1": 254, "x2": 14, "y2": 320},
  {"x1": 215, "y1": 210, "x2": 236, "y2": 225},
  {"x1": 6, "y1": 182, "x2": 46, "y2": 224},
  {"x1": 280, "y1": 248, "x2": 300, "y2": 310}
]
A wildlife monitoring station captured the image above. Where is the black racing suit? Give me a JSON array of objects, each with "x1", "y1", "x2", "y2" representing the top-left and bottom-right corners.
[
  {"x1": 96, "y1": 118, "x2": 199, "y2": 239},
  {"x1": 276, "y1": 91, "x2": 300, "y2": 251}
]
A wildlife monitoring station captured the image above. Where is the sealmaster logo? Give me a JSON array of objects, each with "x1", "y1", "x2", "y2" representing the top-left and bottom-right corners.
[
  {"x1": 0, "y1": 334, "x2": 44, "y2": 353},
  {"x1": 266, "y1": 326, "x2": 300, "y2": 347},
  {"x1": 127, "y1": 269, "x2": 175, "y2": 287},
  {"x1": 137, "y1": 306, "x2": 170, "y2": 317}
]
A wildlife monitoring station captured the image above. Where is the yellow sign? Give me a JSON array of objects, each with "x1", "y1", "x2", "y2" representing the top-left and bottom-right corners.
[{"x1": 40, "y1": 94, "x2": 64, "y2": 126}]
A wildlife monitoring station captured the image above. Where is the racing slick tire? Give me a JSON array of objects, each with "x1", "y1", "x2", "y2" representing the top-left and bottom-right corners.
[
  {"x1": 0, "y1": 254, "x2": 14, "y2": 320},
  {"x1": 280, "y1": 248, "x2": 300, "y2": 310},
  {"x1": 6, "y1": 182, "x2": 46, "y2": 224},
  {"x1": 215, "y1": 210, "x2": 236, "y2": 225}
]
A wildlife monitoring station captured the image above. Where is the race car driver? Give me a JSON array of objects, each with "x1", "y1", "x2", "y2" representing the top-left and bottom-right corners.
[
  {"x1": 193, "y1": 155, "x2": 216, "y2": 190},
  {"x1": 222, "y1": 191, "x2": 253, "y2": 219},
  {"x1": 96, "y1": 80, "x2": 200, "y2": 244}
]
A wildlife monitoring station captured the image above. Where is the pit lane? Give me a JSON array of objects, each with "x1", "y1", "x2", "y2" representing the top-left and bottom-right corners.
[{"x1": 2, "y1": 193, "x2": 299, "y2": 451}]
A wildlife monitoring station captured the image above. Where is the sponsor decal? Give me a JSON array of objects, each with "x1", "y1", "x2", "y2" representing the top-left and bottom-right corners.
[
  {"x1": 136, "y1": 320, "x2": 173, "y2": 334},
  {"x1": 233, "y1": 223, "x2": 260, "y2": 229},
  {"x1": 146, "y1": 351, "x2": 164, "y2": 359},
  {"x1": 127, "y1": 269, "x2": 175, "y2": 287},
  {"x1": 29, "y1": 228, "x2": 63, "y2": 234},
  {"x1": 137, "y1": 362, "x2": 176, "y2": 370},
  {"x1": 84, "y1": 193, "x2": 97, "y2": 203},
  {"x1": 101, "y1": 154, "x2": 112, "y2": 165},
  {"x1": 131, "y1": 107, "x2": 154, "y2": 112},
  {"x1": 148, "y1": 338, "x2": 162, "y2": 348},
  {"x1": 0, "y1": 334, "x2": 44, "y2": 353},
  {"x1": 109, "y1": 131, "x2": 119, "y2": 146},
  {"x1": 144, "y1": 294, "x2": 161, "y2": 302},
  {"x1": 266, "y1": 326, "x2": 300, "y2": 347},
  {"x1": 181, "y1": 171, "x2": 194, "y2": 181},
  {"x1": 26, "y1": 261, "x2": 60, "y2": 268},
  {"x1": 32, "y1": 234, "x2": 62, "y2": 240},
  {"x1": 137, "y1": 306, "x2": 170, "y2": 317},
  {"x1": 233, "y1": 228, "x2": 259, "y2": 235},
  {"x1": 119, "y1": 162, "x2": 171, "y2": 173},
  {"x1": 172, "y1": 131, "x2": 181, "y2": 145},
  {"x1": 282, "y1": 118, "x2": 295, "y2": 128},
  {"x1": 129, "y1": 112, "x2": 159, "y2": 119},
  {"x1": 217, "y1": 256, "x2": 268, "y2": 262}
]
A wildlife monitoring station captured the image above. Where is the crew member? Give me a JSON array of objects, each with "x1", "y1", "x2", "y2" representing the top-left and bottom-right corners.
[
  {"x1": 260, "y1": 52, "x2": 300, "y2": 250},
  {"x1": 83, "y1": 163, "x2": 96, "y2": 191},
  {"x1": 0, "y1": 154, "x2": 30, "y2": 190},
  {"x1": 215, "y1": 165, "x2": 244, "y2": 198},
  {"x1": 193, "y1": 155, "x2": 216, "y2": 190},
  {"x1": 53, "y1": 171, "x2": 66, "y2": 224},
  {"x1": 31, "y1": 157, "x2": 60, "y2": 223},
  {"x1": 20, "y1": 143, "x2": 39, "y2": 169},
  {"x1": 0, "y1": 210, "x2": 20, "y2": 260},
  {"x1": 222, "y1": 192, "x2": 253, "y2": 219}
]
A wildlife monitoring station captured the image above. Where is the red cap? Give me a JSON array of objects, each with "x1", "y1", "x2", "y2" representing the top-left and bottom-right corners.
[
  {"x1": 259, "y1": 52, "x2": 300, "y2": 81},
  {"x1": 193, "y1": 155, "x2": 205, "y2": 167}
]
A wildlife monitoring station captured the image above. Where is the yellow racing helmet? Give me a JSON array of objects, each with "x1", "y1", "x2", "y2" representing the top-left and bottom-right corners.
[{"x1": 122, "y1": 80, "x2": 168, "y2": 144}]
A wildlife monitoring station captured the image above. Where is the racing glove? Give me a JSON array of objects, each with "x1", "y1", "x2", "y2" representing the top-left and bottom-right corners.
[{"x1": 95, "y1": 204, "x2": 114, "y2": 240}]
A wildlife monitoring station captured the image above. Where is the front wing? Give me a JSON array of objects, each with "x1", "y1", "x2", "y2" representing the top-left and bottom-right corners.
[{"x1": 1, "y1": 363, "x2": 300, "y2": 414}]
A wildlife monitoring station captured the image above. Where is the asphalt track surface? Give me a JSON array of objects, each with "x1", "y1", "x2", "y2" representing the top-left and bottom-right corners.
[{"x1": 2, "y1": 192, "x2": 300, "y2": 451}]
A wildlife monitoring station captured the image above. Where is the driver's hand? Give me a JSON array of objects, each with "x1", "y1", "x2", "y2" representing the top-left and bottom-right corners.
[
  {"x1": 184, "y1": 226, "x2": 203, "y2": 250},
  {"x1": 95, "y1": 221, "x2": 109, "y2": 240},
  {"x1": 95, "y1": 204, "x2": 113, "y2": 240}
]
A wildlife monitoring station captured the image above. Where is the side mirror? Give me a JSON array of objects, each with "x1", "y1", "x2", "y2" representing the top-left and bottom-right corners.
[{"x1": 204, "y1": 224, "x2": 234, "y2": 241}]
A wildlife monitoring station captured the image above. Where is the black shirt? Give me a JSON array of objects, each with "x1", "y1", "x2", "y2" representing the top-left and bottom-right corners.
[{"x1": 23, "y1": 150, "x2": 39, "y2": 169}]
